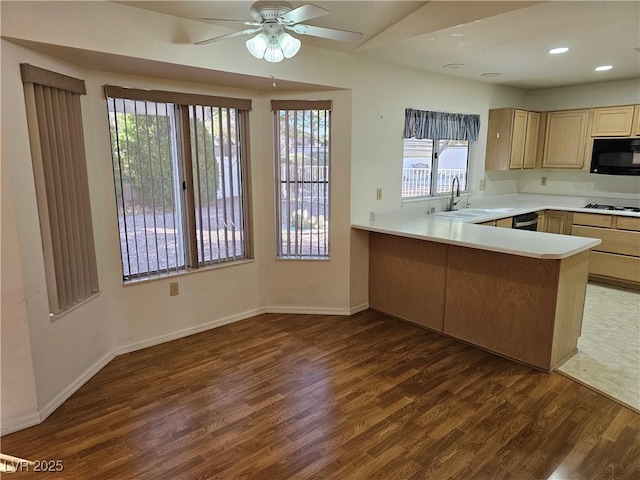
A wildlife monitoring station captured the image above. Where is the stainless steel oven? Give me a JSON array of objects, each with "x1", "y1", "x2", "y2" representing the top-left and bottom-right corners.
[{"x1": 512, "y1": 212, "x2": 538, "y2": 231}]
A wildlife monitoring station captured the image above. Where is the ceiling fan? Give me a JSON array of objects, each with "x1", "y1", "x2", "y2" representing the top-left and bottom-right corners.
[{"x1": 195, "y1": 1, "x2": 363, "y2": 63}]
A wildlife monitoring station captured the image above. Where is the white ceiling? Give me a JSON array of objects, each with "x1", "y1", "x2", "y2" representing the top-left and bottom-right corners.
[{"x1": 118, "y1": 0, "x2": 640, "y2": 90}]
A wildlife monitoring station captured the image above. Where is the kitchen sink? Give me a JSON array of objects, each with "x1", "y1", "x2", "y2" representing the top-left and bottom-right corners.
[
  {"x1": 435, "y1": 210, "x2": 488, "y2": 218},
  {"x1": 434, "y1": 208, "x2": 517, "y2": 220}
]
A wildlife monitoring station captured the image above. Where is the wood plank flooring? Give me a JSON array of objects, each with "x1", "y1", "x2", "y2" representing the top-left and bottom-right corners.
[{"x1": 2, "y1": 310, "x2": 639, "y2": 479}]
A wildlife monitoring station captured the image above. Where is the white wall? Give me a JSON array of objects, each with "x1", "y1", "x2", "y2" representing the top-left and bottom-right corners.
[{"x1": 527, "y1": 78, "x2": 640, "y2": 111}]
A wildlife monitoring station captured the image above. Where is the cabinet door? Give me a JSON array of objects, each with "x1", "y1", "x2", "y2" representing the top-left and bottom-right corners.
[
  {"x1": 485, "y1": 109, "x2": 515, "y2": 171},
  {"x1": 509, "y1": 110, "x2": 527, "y2": 169},
  {"x1": 591, "y1": 106, "x2": 634, "y2": 136},
  {"x1": 545, "y1": 211, "x2": 571, "y2": 234},
  {"x1": 543, "y1": 110, "x2": 589, "y2": 169},
  {"x1": 523, "y1": 112, "x2": 540, "y2": 169},
  {"x1": 496, "y1": 217, "x2": 513, "y2": 228},
  {"x1": 537, "y1": 211, "x2": 545, "y2": 231},
  {"x1": 635, "y1": 105, "x2": 640, "y2": 136}
]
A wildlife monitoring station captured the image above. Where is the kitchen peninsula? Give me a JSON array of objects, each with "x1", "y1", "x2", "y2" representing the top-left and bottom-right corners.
[{"x1": 352, "y1": 208, "x2": 602, "y2": 372}]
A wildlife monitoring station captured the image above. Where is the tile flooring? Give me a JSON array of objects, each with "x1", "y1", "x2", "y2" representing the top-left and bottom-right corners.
[{"x1": 557, "y1": 283, "x2": 640, "y2": 412}]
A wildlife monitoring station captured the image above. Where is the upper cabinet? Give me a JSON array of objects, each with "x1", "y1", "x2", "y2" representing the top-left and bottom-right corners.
[
  {"x1": 542, "y1": 109, "x2": 590, "y2": 169},
  {"x1": 591, "y1": 106, "x2": 635, "y2": 136},
  {"x1": 523, "y1": 111, "x2": 540, "y2": 169},
  {"x1": 485, "y1": 108, "x2": 540, "y2": 171},
  {"x1": 635, "y1": 105, "x2": 640, "y2": 136}
]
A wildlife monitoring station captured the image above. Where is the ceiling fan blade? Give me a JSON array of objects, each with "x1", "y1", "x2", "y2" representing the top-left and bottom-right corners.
[
  {"x1": 288, "y1": 24, "x2": 363, "y2": 42},
  {"x1": 281, "y1": 4, "x2": 329, "y2": 24},
  {"x1": 195, "y1": 27, "x2": 262, "y2": 46},
  {"x1": 198, "y1": 18, "x2": 261, "y2": 27}
]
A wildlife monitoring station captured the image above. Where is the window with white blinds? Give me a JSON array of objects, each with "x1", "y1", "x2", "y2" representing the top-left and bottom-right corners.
[
  {"x1": 272, "y1": 100, "x2": 331, "y2": 259},
  {"x1": 21, "y1": 64, "x2": 99, "y2": 315},
  {"x1": 106, "y1": 86, "x2": 252, "y2": 281}
]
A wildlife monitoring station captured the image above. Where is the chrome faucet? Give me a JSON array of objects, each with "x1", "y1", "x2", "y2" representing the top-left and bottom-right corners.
[{"x1": 448, "y1": 176, "x2": 461, "y2": 211}]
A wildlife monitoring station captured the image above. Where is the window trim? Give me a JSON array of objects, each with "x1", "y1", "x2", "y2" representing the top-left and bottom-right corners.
[
  {"x1": 106, "y1": 87, "x2": 253, "y2": 282},
  {"x1": 401, "y1": 138, "x2": 470, "y2": 200},
  {"x1": 272, "y1": 100, "x2": 331, "y2": 260}
]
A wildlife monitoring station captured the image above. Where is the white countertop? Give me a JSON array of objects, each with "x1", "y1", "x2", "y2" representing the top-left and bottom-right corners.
[{"x1": 351, "y1": 194, "x2": 640, "y2": 259}]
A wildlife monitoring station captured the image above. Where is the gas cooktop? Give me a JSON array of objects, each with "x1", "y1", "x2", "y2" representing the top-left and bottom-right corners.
[{"x1": 584, "y1": 203, "x2": 640, "y2": 213}]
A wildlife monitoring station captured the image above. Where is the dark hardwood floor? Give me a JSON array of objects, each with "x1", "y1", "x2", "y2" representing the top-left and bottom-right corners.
[{"x1": 2, "y1": 310, "x2": 639, "y2": 479}]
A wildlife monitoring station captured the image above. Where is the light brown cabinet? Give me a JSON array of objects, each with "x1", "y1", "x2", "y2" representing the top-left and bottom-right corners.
[
  {"x1": 368, "y1": 231, "x2": 591, "y2": 371},
  {"x1": 544, "y1": 210, "x2": 572, "y2": 234},
  {"x1": 571, "y1": 213, "x2": 640, "y2": 288},
  {"x1": 479, "y1": 217, "x2": 512, "y2": 228},
  {"x1": 542, "y1": 109, "x2": 590, "y2": 169},
  {"x1": 496, "y1": 217, "x2": 513, "y2": 228},
  {"x1": 485, "y1": 108, "x2": 540, "y2": 171},
  {"x1": 536, "y1": 211, "x2": 545, "y2": 232},
  {"x1": 635, "y1": 105, "x2": 640, "y2": 136},
  {"x1": 591, "y1": 106, "x2": 635, "y2": 136}
]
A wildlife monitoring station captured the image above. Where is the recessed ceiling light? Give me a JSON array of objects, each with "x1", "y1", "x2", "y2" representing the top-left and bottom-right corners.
[
  {"x1": 450, "y1": 33, "x2": 465, "y2": 37},
  {"x1": 595, "y1": 65, "x2": 613, "y2": 71},
  {"x1": 443, "y1": 63, "x2": 465, "y2": 69},
  {"x1": 549, "y1": 47, "x2": 569, "y2": 54},
  {"x1": 481, "y1": 72, "x2": 501, "y2": 77}
]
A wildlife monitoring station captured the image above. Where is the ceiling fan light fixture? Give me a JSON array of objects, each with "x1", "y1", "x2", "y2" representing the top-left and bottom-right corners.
[
  {"x1": 246, "y1": 31, "x2": 300, "y2": 62},
  {"x1": 265, "y1": 43, "x2": 285, "y2": 63},
  {"x1": 246, "y1": 32, "x2": 269, "y2": 59},
  {"x1": 279, "y1": 32, "x2": 301, "y2": 58}
]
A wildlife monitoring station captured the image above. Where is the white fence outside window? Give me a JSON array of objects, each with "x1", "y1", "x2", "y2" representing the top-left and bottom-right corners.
[{"x1": 402, "y1": 167, "x2": 467, "y2": 198}]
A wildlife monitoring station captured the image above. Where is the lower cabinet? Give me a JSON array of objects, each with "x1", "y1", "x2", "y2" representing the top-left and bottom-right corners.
[
  {"x1": 369, "y1": 233, "x2": 447, "y2": 331},
  {"x1": 479, "y1": 217, "x2": 512, "y2": 228},
  {"x1": 544, "y1": 210, "x2": 573, "y2": 234},
  {"x1": 368, "y1": 232, "x2": 591, "y2": 371},
  {"x1": 496, "y1": 217, "x2": 513, "y2": 228},
  {"x1": 571, "y1": 213, "x2": 640, "y2": 288}
]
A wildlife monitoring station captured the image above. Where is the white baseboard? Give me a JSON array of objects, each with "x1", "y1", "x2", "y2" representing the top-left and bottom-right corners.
[
  {"x1": 113, "y1": 307, "x2": 266, "y2": 356},
  {"x1": 38, "y1": 349, "x2": 116, "y2": 424},
  {"x1": 349, "y1": 303, "x2": 369, "y2": 315},
  {"x1": 0, "y1": 411, "x2": 41, "y2": 436},
  {"x1": 266, "y1": 305, "x2": 352, "y2": 316}
]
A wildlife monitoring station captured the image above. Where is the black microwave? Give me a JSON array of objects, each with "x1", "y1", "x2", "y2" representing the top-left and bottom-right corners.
[{"x1": 590, "y1": 138, "x2": 640, "y2": 175}]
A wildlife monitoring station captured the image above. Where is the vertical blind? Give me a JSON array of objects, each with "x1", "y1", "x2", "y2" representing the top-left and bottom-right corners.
[
  {"x1": 272, "y1": 100, "x2": 331, "y2": 259},
  {"x1": 21, "y1": 64, "x2": 99, "y2": 314},
  {"x1": 404, "y1": 108, "x2": 480, "y2": 141}
]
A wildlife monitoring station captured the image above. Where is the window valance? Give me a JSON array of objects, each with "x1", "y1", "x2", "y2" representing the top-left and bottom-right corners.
[{"x1": 404, "y1": 108, "x2": 480, "y2": 141}]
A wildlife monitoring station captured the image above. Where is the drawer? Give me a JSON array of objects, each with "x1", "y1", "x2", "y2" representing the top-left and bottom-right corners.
[
  {"x1": 572, "y1": 225, "x2": 640, "y2": 256},
  {"x1": 572, "y1": 212, "x2": 612, "y2": 228},
  {"x1": 614, "y1": 216, "x2": 640, "y2": 232},
  {"x1": 589, "y1": 252, "x2": 640, "y2": 283}
]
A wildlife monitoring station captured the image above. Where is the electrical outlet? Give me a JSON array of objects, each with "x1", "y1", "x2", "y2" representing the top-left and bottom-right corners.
[
  {"x1": 169, "y1": 282, "x2": 179, "y2": 296},
  {"x1": 376, "y1": 188, "x2": 382, "y2": 200},
  {"x1": 541, "y1": 176, "x2": 548, "y2": 186},
  {"x1": 479, "y1": 179, "x2": 486, "y2": 191}
]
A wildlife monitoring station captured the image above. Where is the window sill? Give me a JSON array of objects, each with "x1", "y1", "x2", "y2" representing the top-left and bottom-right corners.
[
  {"x1": 275, "y1": 256, "x2": 331, "y2": 262},
  {"x1": 122, "y1": 258, "x2": 256, "y2": 286},
  {"x1": 50, "y1": 291, "x2": 101, "y2": 322}
]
